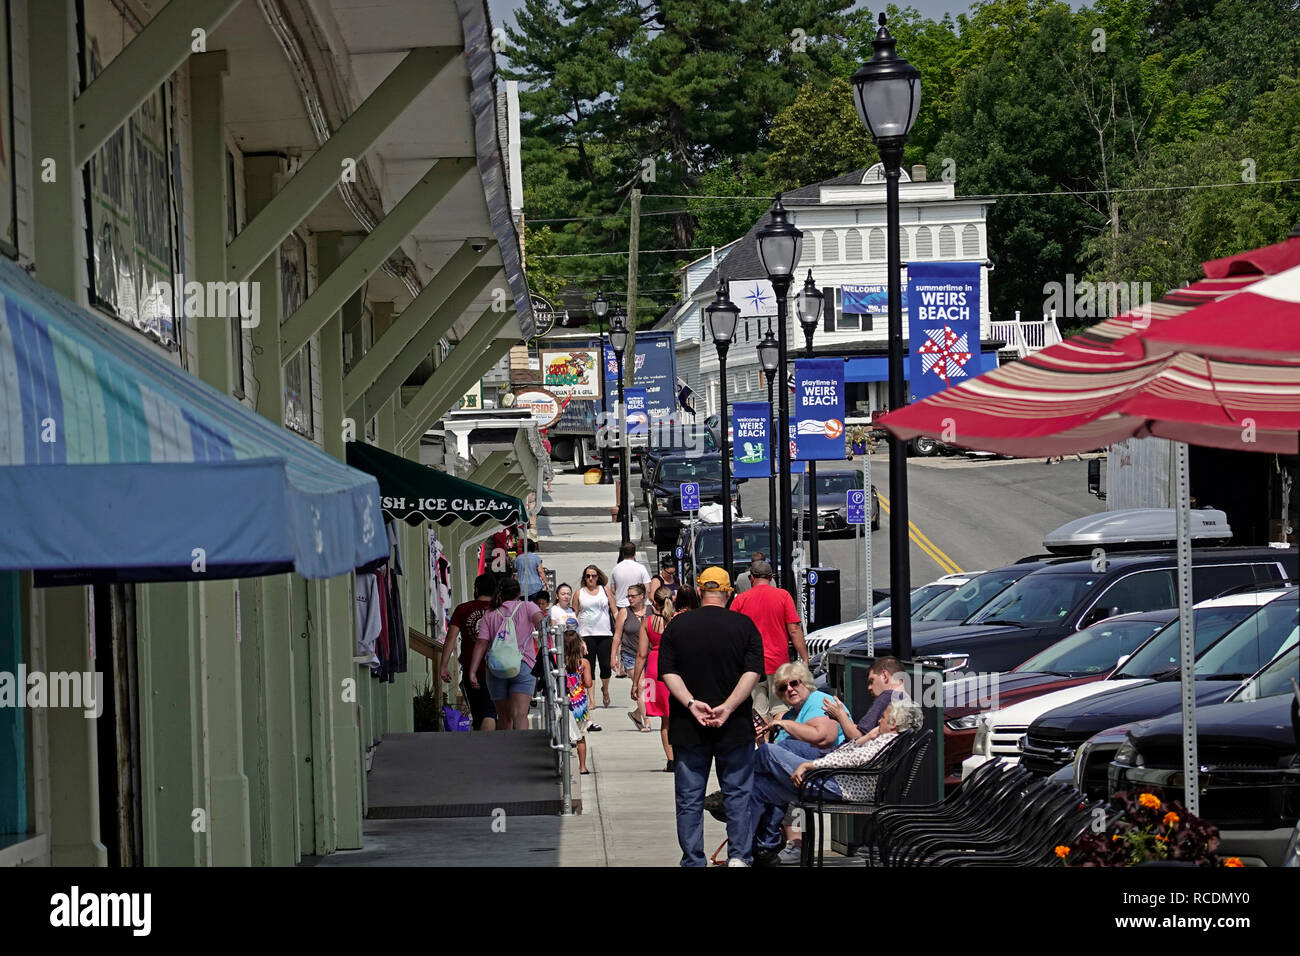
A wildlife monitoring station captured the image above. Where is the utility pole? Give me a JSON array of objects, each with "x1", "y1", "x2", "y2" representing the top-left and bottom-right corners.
[{"x1": 622, "y1": 187, "x2": 640, "y2": 548}]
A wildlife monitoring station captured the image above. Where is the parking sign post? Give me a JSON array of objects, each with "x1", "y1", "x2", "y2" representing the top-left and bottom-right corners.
[
  {"x1": 864, "y1": 450, "x2": 873, "y2": 655},
  {"x1": 847, "y1": 487, "x2": 867, "y2": 626},
  {"x1": 680, "y1": 482, "x2": 700, "y2": 586}
]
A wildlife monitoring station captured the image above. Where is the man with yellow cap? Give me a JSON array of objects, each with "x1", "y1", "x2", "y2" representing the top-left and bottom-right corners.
[{"x1": 657, "y1": 567, "x2": 765, "y2": 867}]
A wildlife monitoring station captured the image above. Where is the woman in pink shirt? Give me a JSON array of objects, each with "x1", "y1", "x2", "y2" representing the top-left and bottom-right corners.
[{"x1": 470, "y1": 577, "x2": 545, "y2": 730}]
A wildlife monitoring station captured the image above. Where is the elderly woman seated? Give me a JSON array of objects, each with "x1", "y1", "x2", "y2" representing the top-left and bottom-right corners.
[
  {"x1": 758, "y1": 661, "x2": 845, "y2": 760},
  {"x1": 749, "y1": 698, "x2": 925, "y2": 864}
]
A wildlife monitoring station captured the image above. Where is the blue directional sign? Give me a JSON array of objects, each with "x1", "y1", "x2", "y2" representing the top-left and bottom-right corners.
[
  {"x1": 846, "y1": 490, "x2": 866, "y2": 525},
  {"x1": 680, "y1": 482, "x2": 700, "y2": 511},
  {"x1": 674, "y1": 545, "x2": 684, "y2": 559}
]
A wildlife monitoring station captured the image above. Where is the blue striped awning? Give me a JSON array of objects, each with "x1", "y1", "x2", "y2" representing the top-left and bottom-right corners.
[{"x1": 0, "y1": 256, "x2": 386, "y2": 581}]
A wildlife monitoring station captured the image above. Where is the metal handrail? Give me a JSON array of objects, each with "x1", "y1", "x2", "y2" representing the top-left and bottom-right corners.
[{"x1": 534, "y1": 619, "x2": 572, "y2": 814}]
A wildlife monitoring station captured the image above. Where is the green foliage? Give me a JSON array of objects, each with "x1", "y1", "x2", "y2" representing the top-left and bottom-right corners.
[
  {"x1": 766, "y1": 77, "x2": 878, "y2": 190},
  {"x1": 506, "y1": 0, "x2": 1300, "y2": 327}
]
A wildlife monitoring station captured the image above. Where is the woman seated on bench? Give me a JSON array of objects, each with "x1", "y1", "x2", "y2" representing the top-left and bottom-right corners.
[{"x1": 750, "y1": 698, "x2": 924, "y2": 864}]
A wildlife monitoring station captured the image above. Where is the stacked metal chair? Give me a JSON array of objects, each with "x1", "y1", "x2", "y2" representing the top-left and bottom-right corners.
[{"x1": 866, "y1": 759, "x2": 1105, "y2": 866}]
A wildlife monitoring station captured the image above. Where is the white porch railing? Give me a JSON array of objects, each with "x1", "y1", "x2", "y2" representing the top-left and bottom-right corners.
[{"x1": 990, "y1": 311, "x2": 1064, "y2": 360}]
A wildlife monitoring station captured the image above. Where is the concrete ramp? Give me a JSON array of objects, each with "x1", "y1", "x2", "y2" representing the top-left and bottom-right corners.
[{"x1": 366, "y1": 731, "x2": 564, "y2": 819}]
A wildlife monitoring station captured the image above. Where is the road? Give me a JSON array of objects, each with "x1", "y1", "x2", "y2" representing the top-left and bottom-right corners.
[{"x1": 724, "y1": 451, "x2": 1104, "y2": 618}]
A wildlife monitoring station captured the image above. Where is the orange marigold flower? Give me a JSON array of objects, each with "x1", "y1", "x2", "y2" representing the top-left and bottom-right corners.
[
  {"x1": 1138, "y1": 793, "x2": 1161, "y2": 810},
  {"x1": 1163, "y1": 811, "x2": 1179, "y2": 827},
  {"x1": 1155, "y1": 835, "x2": 1167, "y2": 842},
  {"x1": 1054, "y1": 845, "x2": 1070, "y2": 858},
  {"x1": 1112, "y1": 834, "x2": 1120, "y2": 842},
  {"x1": 1224, "y1": 857, "x2": 1244, "y2": 868}
]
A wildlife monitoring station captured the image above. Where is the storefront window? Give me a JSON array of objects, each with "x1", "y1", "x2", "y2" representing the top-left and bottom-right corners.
[
  {"x1": 280, "y1": 234, "x2": 313, "y2": 437},
  {"x1": 83, "y1": 1, "x2": 179, "y2": 348}
]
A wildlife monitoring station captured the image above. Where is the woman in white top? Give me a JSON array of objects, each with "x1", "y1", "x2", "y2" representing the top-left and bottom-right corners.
[{"x1": 574, "y1": 564, "x2": 616, "y2": 709}]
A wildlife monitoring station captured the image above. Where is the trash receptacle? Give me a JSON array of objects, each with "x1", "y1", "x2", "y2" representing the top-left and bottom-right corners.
[
  {"x1": 803, "y1": 567, "x2": 841, "y2": 632},
  {"x1": 822, "y1": 647, "x2": 945, "y2": 856}
]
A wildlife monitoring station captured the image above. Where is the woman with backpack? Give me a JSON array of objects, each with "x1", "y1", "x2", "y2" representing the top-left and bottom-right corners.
[{"x1": 469, "y1": 577, "x2": 545, "y2": 731}]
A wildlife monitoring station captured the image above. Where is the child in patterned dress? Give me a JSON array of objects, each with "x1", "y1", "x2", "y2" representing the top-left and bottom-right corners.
[{"x1": 564, "y1": 631, "x2": 594, "y2": 774}]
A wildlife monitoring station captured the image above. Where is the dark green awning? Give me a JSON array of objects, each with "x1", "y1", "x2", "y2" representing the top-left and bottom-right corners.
[{"x1": 344, "y1": 442, "x2": 525, "y2": 527}]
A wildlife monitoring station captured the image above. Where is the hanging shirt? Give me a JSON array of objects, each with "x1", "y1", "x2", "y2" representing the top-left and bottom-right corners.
[{"x1": 355, "y1": 572, "x2": 383, "y2": 669}]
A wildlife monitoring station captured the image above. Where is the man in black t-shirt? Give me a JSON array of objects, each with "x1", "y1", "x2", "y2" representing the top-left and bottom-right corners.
[{"x1": 657, "y1": 567, "x2": 765, "y2": 867}]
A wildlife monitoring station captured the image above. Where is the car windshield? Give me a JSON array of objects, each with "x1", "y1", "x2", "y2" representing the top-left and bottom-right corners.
[
  {"x1": 1016, "y1": 618, "x2": 1170, "y2": 675},
  {"x1": 1194, "y1": 595, "x2": 1299, "y2": 679},
  {"x1": 1230, "y1": 645, "x2": 1300, "y2": 702},
  {"x1": 917, "y1": 568, "x2": 1027, "y2": 622},
  {"x1": 969, "y1": 572, "x2": 1097, "y2": 626},
  {"x1": 661, "y1": 458, "x2": 722, "y2": 483},
  {"x1": 864, "y1": 585, "x2": 951, "y2": 621},
  {"x1": 1113, "y1": 603, "x2": 1265, "y2": 678},
  {"x1": 696, "y1": 526, "x2": 770, "y2": 567},
  {"x1": 794, "y1": 472, "x2": 862, "y2": 497}
]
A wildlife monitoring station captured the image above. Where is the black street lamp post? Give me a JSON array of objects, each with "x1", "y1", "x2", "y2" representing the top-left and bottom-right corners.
[
  {"x1": 795, "y1": 270, "x2": 824, "y2": 568},
  {"x1": 852, "y1": 11, "x2": 921, "y2": 659},
  {"x1": 592, "y1": 293, "x2": 612, "y2": 486},
  {"x1": 705, "y1": 282, "x2": 740, "y2": 577},
  {"x1": 756, "y1": 198, "x2": 803, "y2": 599},
  {"x1": 610, "y1": 308, "x2": 631, "y2": 546},
  {"x1": 757, "y1": 327, "x2": 780, "y2": 569}
]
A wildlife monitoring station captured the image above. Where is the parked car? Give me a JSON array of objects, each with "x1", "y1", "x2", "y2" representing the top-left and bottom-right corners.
[
  {"x1": 675, "y1": 517, "x2": 774, "y2": 585},
  {"x1": 640, "y1": 424, "x2": 716, "y2": 503},
  {"x1": 1014, "y1": 587, "x2": 1299, "y2": 782},
  {"x1": 809, "y1": 563, "x2": 1046, "y2": 676},
  {"x1": 935, "y1": 610, "x2": 1177, "y2": 786},
  {"x1": 791, "y1": 468, "x2": 880, "y2": 533},
  {"x1": 1108, "y1": 645, "x2": 1300, "y2": 866},
  {"x1": 862, "y1": 545, "x2": 1296, "y2": 675},
  {"x1": 804, "y1": 574, "x2": 974, "y2": 659},
  {"x1": 646, "y1": 452, "x2": 742, "y2": 549}
]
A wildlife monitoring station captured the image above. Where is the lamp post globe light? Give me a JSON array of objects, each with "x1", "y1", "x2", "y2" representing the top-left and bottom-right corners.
[
  {"x1": 851, "y1": 11, "x2": 921, "y2": 659},
  {"x1": 705, "y1": 279, "x2": 740, "y2": 577},
  {"x1": 795, "y1": 270, "x2": 824, "y2": 568},
  {"x1": 756, "y1": 197, "x2": 803, "y2": 599},
  {"x1": 757, "y1": 327, "x2": 780, "y2": 570},
  {"x1": 609, "y1": 308, "x2": 631, "y2": 546}
]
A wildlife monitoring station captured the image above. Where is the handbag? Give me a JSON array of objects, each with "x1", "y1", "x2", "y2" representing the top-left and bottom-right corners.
[
  {"x1": 487, "y1": 602, "x2": 523, "y2": 678},
  {"x1": 442, "y1": 705, "x2": 471, "y2": 732}
]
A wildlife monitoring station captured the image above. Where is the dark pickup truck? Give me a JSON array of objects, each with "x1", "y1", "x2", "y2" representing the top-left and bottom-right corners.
[{"x1": 645, "y1": 452, "x2": 742, "y2": 550}]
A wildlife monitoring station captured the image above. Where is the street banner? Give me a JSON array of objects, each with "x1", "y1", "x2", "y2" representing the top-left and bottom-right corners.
[
  {"x1": 601, "y1": 331, "x2": 679, "y2": 424},
  {"x1": 541, "y1": 348, "x2": 602, "y2": 399},
  {"x1": 625, "y1": 387, "x2": 649, "y2": 435},
  {"x1": 729, "y1": 279, "x2": 778, "y2": 316},
  {"x1": 842, "y1": 283, "x2": 906, "y2": 314},
  {"x1": 907, "y1": 262, "x2": 981, "y2": 403},
  {"x1": 731, "y1": 402, "x2": 771, "y2": 479},
  {"x1": 792, "y1": 358, "x2": 845, "y2": 461}
]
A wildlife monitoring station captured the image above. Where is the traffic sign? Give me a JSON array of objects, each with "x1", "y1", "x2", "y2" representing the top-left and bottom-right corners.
[
  {"x1": 846, "y1": 489, "x2": 866, "y2": 525},
  {"x1": 680, "y1": 482, "x2": 700, "y2": 511},
  {"x1": 674, "y1": 545, "x2": 684, "y2": 559}
]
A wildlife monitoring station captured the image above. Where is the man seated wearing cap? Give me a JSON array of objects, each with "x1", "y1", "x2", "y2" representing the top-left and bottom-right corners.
[{"x1": 729, "y1": 559, "x2": 809, "y2": 721}]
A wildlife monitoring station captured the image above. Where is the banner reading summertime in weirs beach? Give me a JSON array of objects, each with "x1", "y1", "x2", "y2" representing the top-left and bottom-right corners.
[
  {"x1": 731, "y1": 402, "x2": 771, "y2": 478},
  {"x1": 907, "y1": 261, "x2": 981, "y2": 403},
  {"x1": 792, "y1": 358, "x2": 845, "y2": 461}
]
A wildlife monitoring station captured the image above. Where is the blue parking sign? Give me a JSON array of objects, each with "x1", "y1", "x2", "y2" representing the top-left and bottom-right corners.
[
  {"x1": 674, "y1": 545, "x2": 684, "y2": 559},
  {"x1": 846, "y1": 490, "x2": 866, "y2": 525},
  {"x1": 680, "y1": 482, "x2": 700, "y2": 511}
]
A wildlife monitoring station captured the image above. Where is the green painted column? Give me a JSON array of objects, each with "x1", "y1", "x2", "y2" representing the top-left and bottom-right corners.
[
  {"x1": 190, "y1": 50, "x2": 251, "y2": 866},
  {"x1": 316, "y1": 232, "x2": 364, "y2": 849},
  {"x1": 27, "y1": 0, "x2": 104, "y2": 867},
  {"x1": 242, "y1": 153, "x2": 303, "y2": 865}
]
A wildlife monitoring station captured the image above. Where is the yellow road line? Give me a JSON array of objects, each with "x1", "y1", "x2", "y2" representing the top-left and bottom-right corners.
[{"x1": 875, "y1": 493, "x2": 964, "y2": 575}]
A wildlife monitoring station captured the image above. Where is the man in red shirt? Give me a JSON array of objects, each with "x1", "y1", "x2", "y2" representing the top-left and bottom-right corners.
[
  {"x1": 440, "y1": 571, "x2": 498, "y2": 730},
  {"x1": 729, "y1": 560, "x2": 808, "y2": 720}
]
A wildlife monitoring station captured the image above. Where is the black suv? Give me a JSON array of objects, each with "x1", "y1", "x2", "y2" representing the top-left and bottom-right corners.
[
  {"x1": 1108, "y1": 645, "x2": 1300, "y2": 866},
  {"x1": 858, "y1": 546, "x2": 1297, "y2": 674},
  {"x1": 646, "y1": 453, "x2": 742, "y2": 549},
  {"x1": 676, "y1": 519, "x2": 777, "y2": 585}
]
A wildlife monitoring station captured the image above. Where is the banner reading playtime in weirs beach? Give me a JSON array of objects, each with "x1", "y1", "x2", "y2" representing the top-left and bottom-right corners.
[
  {"x1": 907, "y1": 262, "x2": 981, "y2": 403},
  {"x1": 792, "y1": 358, "x2": 845, "y2": 461},
  {"x1": 731, "y1": 402, "x2": 771, "y2": 478}
]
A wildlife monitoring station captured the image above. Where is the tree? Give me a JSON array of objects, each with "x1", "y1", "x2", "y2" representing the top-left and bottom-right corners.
[{"x1": 765, "y1": 77, "x2": 877, "y2": 190}]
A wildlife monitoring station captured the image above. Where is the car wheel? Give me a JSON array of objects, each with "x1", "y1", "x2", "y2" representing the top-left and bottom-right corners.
[{"x1": 910, "y1": 436, "x2": 941, "y2": 457}]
